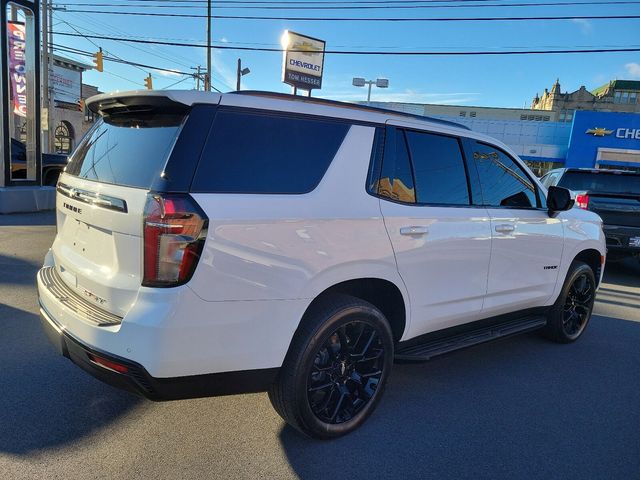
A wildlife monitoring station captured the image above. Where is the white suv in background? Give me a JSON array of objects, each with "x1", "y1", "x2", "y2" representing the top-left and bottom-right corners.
[{"x1": 38, "y1": 90, "x2": 605, "y2": 439}]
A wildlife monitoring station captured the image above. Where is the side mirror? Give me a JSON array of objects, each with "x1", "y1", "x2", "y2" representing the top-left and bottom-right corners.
[{"x1": 547, "y1": 186, "x2": 574, "y2": 216}]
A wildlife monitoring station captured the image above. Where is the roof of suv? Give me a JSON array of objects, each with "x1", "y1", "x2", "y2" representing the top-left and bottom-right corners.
[{"x1": 86, "y1": 89, "x2": 469, "y2": 132}]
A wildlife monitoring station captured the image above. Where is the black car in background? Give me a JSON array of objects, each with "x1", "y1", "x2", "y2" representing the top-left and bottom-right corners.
[
  {"x1": 10, "y1": 138, "x2": 68, "y2": 186},
  {"x1": 541, "y1": 168, "x2": 640, "y2": 261}
]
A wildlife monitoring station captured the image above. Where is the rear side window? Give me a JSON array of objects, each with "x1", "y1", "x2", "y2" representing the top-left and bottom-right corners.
[
  {"x1": 378, "y1": 129, "x2": 416, "y2": 203},
  {"x1": 558, "y1": 171, "x2": 640, "y2": 194},
  {"x1": 404, "y1": 130, "x2": 470, "y2": 205},
  {"x1": 471, "y1": 142, "x2": 538, "y2": 208},
  {"x1": 191, "y1": 110, "x2": 350, "y2": 194},
  {"x1": 65, "y1": 113, "x2": 185, "y2": 188}
]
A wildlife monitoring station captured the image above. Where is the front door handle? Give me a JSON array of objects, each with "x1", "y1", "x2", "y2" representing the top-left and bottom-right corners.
[
  {"x1": 494, "y1": 224, "x2": 515, "y2": 234},
  {"x1": 400, "y1": 226, "x2": 429, "y2": 236}
]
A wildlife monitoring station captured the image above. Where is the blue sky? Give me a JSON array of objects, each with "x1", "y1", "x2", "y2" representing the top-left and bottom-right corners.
[{"x1": 51, "y1": 1, "x2": 640, "y2": 108}]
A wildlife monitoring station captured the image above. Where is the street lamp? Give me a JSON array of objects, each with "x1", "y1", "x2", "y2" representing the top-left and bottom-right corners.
[
  {"x1": 236, "y1": 58, "x2": 250, "y2": 91},
  {"x1": 353, "y1": 77, "x2": 389, "y2": 105}
]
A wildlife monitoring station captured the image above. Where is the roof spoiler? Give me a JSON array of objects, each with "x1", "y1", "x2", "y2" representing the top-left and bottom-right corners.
[{"x1": 87, "y1": 91, "x2": 190, "y2": 117}]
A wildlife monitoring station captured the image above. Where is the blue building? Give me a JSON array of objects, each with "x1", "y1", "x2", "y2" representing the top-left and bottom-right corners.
[{"x1": 566, "y1": 111, "x2": 640, "y2": 170}]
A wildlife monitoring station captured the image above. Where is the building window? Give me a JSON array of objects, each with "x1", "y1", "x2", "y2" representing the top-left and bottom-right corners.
[
  {"x1": 630, "y1": 92, "x2": 638, "y2": 104},
  {"x1": 527, "y1": 115, "x2": 534, "y2": 120},
  {"x1": 621, "y1": 91, "x2": 629, "y2": 104},
  {"x1": 559, "y1": 111, "x2": 566, "y2": 121},
  {"x1": 459, "y1": 111, "x2": 466, "y2": 117},
  {"x1": 470, "y1": 111, "x2": 477, "y2": 118},
  {"x1": 614, "y1": 91, "x2": 622, "y2": 104},
  {"x1": 54, "y1": 121, "x2": 74, "y2": 154},
  {"x1": 534, "y1": 116, "x2": 542, "y2": 121},
  {"x1": 543, "y1": 116, "x2": 550, "y2": 121},
  {"x1": 520, "y1": 114, "x2": 527, "y2": 120}
]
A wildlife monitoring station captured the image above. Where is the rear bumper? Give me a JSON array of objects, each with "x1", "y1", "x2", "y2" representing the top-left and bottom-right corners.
[
  {"x1": 39, "y1": 304, "x2": 279, "y2": 400},
  {"x1": 603, "y1": 225, "x2": 640, "y2": 253}
]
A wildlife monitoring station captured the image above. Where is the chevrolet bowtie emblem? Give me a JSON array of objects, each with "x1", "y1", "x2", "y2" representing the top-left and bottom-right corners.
[{"x1": 585, "y1": 127, "x2": 613, "y2": 137}]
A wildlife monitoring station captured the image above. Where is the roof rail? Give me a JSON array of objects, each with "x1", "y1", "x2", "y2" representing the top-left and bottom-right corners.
[{"x1": 230, "y1": 90, "x2": 470, "y2": 130}]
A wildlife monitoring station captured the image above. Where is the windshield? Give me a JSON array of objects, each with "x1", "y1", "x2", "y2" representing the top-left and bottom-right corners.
[
  {"x1": 65, "y1": 112, "x2": 185, "y2": 189},
  {"x1": 558, "y1": 171, "x2": 640, "y2": 195}
]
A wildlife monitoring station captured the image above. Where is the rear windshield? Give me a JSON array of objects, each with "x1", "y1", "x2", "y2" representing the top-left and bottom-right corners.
[
  {"x1": 65, "y1": 113, "x2": 185, "y2": 188},
  {"x1": 558, "y1": 171, "x2": 640, "y2": 194}
]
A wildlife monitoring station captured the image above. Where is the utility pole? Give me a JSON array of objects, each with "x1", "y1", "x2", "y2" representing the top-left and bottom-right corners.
[
  {"x1": 41, "y1": 0, "x2": 50, "y2": 154},
  {"x1": 195, "y1": 66, "x2": 201, "y2": 91},
  {"x1": 206, "y1": 0, "x2": 212, "y2": 91}
]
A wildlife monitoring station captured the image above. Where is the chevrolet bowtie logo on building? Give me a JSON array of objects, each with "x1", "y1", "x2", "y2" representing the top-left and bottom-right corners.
[{"x1": 585, "y1": 127, "x2": 614, "y2": 137}]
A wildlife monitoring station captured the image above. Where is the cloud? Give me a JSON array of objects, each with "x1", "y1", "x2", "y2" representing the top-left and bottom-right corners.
[
  {"x1": 625, "y1": 62, "x2": 640, "y2": 79},
  {"x1": 320, "y1": 89, "x2": 480, "y2": 105},
  {"x1": 159, "y1": 70, "x2": 182, "y2": 77},
  {"x1": 571, "y1": 18, "x2": 592, "y2": 35},
  {"x1": 220, "y1": 37, "x2": 229, "y2": 43}
]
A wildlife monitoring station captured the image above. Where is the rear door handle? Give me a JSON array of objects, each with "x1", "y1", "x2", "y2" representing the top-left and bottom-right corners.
[
  {"x1": 494, "y1": 224, "x2": 515, "y2": 234},
  {"x1": 400, "y1": 226, "x2": 429, "y2": 236}
]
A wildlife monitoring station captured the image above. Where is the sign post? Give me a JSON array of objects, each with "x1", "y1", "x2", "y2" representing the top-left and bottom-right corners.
[{"x1": 281, "y1": 30, "x2": 325, "y2": 95}]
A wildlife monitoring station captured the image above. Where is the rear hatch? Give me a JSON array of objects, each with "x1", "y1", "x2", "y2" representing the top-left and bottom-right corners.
[
  {"x1": 51, "y1": 98, "x2": 190, "y2": 318},
  {"x1": 558, "y1": 170, "x2": 640, "y2": 228}
]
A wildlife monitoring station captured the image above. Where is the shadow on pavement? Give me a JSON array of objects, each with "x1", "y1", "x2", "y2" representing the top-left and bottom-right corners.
[
  {"x1": 0, "y1": 211, "x2": 56, "y2": 227},
  {"x1": 279, "y1": 316, "x2": 640, "y2": 479},
  {"x1": 0, "y1": 302, "x2": 141, "y2": 455},
  {"x1": 0, "y1": 254, "x2": 44, "y2": 286}
]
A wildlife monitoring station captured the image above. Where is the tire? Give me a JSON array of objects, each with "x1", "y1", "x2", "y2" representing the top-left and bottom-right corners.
[
  {"x1": 269, "y1": 294, "x2": 394, "y2": 439},
  {"x1": 43, "y1": 169, "x2": 61, "y2": 187},
  {"x1": 543, "y1": 261, "x2": 596, "y2": 343}
]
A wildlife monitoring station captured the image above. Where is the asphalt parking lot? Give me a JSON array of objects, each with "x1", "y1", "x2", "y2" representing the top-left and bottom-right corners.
[{"x1": 1, "y1": 212, "x2": 638, "y2": 480}]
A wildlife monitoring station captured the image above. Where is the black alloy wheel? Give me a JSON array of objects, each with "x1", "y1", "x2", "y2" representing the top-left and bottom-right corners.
[
  {"x1": 269, "y1": 294, "x2": 394, "y2": 439},
  {"x1": 543, "y1": 261, "x2": 596, "y2": 343},
  {"x1": 307, "y1": 321, "x2": 385, "y2": 425},
  {"x1": 562, "y1": 272, "x2": 595, "y2": 339}
]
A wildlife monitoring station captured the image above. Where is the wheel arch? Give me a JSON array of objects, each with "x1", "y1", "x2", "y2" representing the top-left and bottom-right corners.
[
  {"x1": 299, "y1": 277, "x2": 408, "y2": 344},
  {"x1": 573, "y1": 248, "x2": 604, "y2": 287}
]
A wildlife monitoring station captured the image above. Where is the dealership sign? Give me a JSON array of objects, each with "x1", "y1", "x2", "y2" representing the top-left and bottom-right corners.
[
  {"x1": 281, "y1": 30, "x2": 325, "y2": 91},
  {"x1": 8, "y1": 21, "x2": 27, "y2": 117},
  {"x1": 586, "y1": 126, "x2": 640, "y2": 140}
]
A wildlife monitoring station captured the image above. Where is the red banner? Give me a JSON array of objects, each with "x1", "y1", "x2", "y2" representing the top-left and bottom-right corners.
[{"x1": 8, "y1": 21, "x2": 27, "y2": 117}]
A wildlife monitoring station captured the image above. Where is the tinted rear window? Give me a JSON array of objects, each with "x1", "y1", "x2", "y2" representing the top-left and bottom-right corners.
[
  {"x1": 405, "y1": 130, "x2": 470, "y2": 205},
  {"x1": 65, "y1": 113, "x2": 184, "y2": 188},
  {"x1": 191, "y1": 110, "x2": 350, "y2": 194},
  {"x1": 558, "y1": 171, "x2": 640, "y2": 194}
]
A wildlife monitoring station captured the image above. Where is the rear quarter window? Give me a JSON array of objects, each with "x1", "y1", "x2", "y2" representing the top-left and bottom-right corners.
[{"x1": 191, "y1": 110, "x2": 350, "y2": 194}]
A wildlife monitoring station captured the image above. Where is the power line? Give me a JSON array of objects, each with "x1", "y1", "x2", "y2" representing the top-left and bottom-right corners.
[
  {"x1": 53, "y1": 33, "x2": 640, "y2": 55},
  {"x1": 50, "y1": 10, "x2": 640, "y2": 21},
  {"x1": 50, "y1": 1, "x2": 640, "y2": 9},
  {"x1": 52, "y1": 0, "x2": 527, "y2": 4},
  {"x1": 57, "y1": 13, "x2": 234, "y2": 90}
]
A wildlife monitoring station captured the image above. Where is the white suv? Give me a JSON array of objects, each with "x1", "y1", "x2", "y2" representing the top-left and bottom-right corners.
[{"x1": 38, "y1": 90, "x2": 605, "y2": 439}]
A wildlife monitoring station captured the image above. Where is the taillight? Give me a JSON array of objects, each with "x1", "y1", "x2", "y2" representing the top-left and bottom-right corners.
[
  {"x1": 575, "y1": 194, "x2": 590, "y2": 210},
  {"x1": 143, "y1": 194, "x2": 208, "y2": 287}
]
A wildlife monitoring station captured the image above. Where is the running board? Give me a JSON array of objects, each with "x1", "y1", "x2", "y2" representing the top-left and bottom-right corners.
[{"x1": 394, "y1": 316, "x2": 547, "y2": 362}]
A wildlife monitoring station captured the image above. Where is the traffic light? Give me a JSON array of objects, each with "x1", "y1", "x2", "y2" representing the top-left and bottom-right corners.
[
  {"x1": 93, "y1": 48, "x2": 103, "y2": 72},
  {"x1": 144, "y1": 74, "x2": 153, "y2": 90}
]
